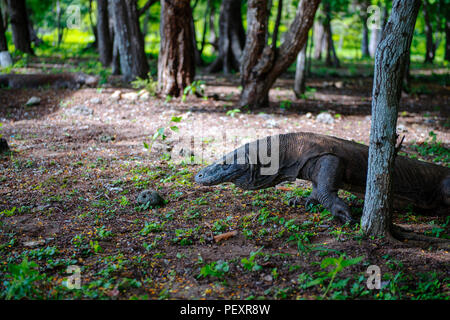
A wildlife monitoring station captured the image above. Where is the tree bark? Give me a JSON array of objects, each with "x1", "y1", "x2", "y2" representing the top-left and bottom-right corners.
[
  {"x1": 97, "y1": 0, "x2": 113, "y2": 66},
  {"x1": 446, "y1": 19, "x2": 450, "y2": 61},
  {"x1": 323, "y1": 2, "x2": 340, "y2": 67},
  {"x1": 294, "y1": 38, "x2": 307, "y2": 97},
  {"x1": 313, "y1": 21, "x2": 325, "y2": 60},
  {"x1": 362, "y1": 0, "x2": 421, "y2": 238},
  {"x1": 359, "y1": 0, "x2": 371, "y2": 58},
  {"x1": 207, "y1": 0, "x2": 245, "y2": 73},
  {"x1": 423, "y1": 0, "x2": 435, "y2": 63},
  {"x1": 239, "y1": 0, "x2": 320, "y2": 109},
  {"x1": 7, "y1": 0, "x2": 33, "y2": 54},
  {"x1": 158, "y1": 0, "x2": 195, "y2": 97},
  {"x1": 111, "y1": 0, "x2": 149, "y2": 82},
  {"x1": 0, "y1": 5, "x2": 7, "y2": 51}
]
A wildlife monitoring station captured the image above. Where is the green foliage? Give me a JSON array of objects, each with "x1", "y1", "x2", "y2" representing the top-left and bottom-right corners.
[
  {"x1": 306, "y1": 255, "x2": 363, "y2": 298},
  {"x1": 182, "y1": 80, "x2": 205, "y2": 101},
  {"x1": 226, "y1": 108, "x2": 241, "y2": 117},
  {"x1": 413, "y1": 131, "x2": 449, "y2": 165},
  {"x1": 241, "y1": 248, "x2": 263, "y2": 272},
  {"x1": 143, "y1": 116, "x2": 182, "y2": 154},
  {"x1": 198, "y1": 260, "x2": 230, "y2": 279},
  {"x1": 2, "y1": 258, "x2": 45, "y2": 299},
  {"x1": 131, "y1": 73, "x2": 158, "y2": 96}
]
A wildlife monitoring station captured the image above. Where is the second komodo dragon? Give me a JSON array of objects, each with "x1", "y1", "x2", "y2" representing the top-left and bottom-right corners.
[{"x1": 195, "y1": 132, "x2": 449, "y2": 223}]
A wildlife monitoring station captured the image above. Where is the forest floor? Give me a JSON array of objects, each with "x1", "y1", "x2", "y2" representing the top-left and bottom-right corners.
[{"x1": 0, "y1": 58, "x2": 449, "y2": 300}]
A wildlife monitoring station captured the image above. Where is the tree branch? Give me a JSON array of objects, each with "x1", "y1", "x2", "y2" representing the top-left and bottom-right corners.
[{"x1": 139, "y1": 0, "x2": 158, "y2": 16}]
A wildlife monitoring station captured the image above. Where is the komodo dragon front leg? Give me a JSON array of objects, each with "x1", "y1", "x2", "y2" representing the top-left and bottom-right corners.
[{"x1": 290, "y1": 155, "x2": 355, "y2": 224}]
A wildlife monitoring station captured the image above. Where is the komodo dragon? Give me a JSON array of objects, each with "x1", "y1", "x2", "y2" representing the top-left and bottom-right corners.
[
  {"x1": 195, "y1": 132, "x2": 449, "y2": 223},
  {"x1": 0, "y1": 73, "x2": 98, "y2": 89}
]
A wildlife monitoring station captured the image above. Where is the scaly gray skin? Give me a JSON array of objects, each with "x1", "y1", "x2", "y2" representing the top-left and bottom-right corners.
[{"x1": 195, "y1": 132, "x2": 450, "y2": 224}]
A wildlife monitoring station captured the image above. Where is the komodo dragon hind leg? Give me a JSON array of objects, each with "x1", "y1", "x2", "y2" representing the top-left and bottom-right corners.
[{"x1": 312, "y1": 155, "x2": 356, "y2": 224}]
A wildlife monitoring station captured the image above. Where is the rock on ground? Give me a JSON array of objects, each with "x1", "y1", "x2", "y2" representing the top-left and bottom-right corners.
[{"x1": 136, "y1": 190, "x2": 165, "y2": 207}]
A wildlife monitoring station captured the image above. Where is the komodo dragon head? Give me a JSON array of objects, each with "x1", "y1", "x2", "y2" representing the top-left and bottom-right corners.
[{"x1": 195, "y1": 135, "x2": 299, "y2": 190}]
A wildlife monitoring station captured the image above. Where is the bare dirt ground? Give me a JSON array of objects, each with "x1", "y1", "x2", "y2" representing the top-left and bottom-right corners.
[{"x1": 0, "y1": 63, "x2": 449, "y2": 300}]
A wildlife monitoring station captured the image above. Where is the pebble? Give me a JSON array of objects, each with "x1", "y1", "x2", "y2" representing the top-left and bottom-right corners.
[
  {"x1": 136, "y1": 190, "x2": 165, "y2": 207},
  {"x1": 316, "y1": 112, "x2": 335, "y2": 124},
  {"x1": 26, "y1": 96, "x2": 41, "y2": 106}
]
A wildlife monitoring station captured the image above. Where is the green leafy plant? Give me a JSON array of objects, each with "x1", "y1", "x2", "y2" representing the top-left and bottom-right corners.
[
  {"x1": 307, "y1": 255, "x2": 363, "y2": 298},
  {"x1": 413, "y1": 131, "x2": 449, "y2": 165},
  {"x1": 182, "y1": 80, "x2": 205, "y2": 101},
  {"x1": 2, "y1": 258, "x2": 45, "y2": 299},
  {"x1": 241, "y1": 248, "x2": 263, "y2": 272},
  {"x1": 131, "y1": 73, "x2": 158, "y2": 96},
  {"x1": 143, "y1": 116, "x2": 182, "y2": 154},
  {"x1": 198, "y1": 260, "x2": 230, "y2": 279},
  {"x1": 226, "y1": 108, "x2": 241, "y2": 118}
]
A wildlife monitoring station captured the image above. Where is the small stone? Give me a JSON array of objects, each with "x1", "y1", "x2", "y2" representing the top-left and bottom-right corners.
[
  {"x1": 396, "y1": 124, "x2": 408, "y2": 133},
  {"x1": 305, "y1": 112, "x2": 313, "y2": 119},
  {"x1": 263, "y1": 274, "x2": 273, "y2": 283},
  {"x1": 23, "y1": 240, "x2": 45, "y2": 248},
  {"x1": 266, "y1": 119, "x2": 279, "y2": 128},
  {"x1": 123, "y1": 92, "x2": 139, "y2": 101},
  {"x1": 89, "y1": 97, "x2": 102, "y2": 105},
  {"x1": 66, "y1": 105, "x2": 93, "y2": 116},
  {"x1": 316, "y1": 112, "x2": 335, "y2": 124},
  {"x1": 139, "y1": 92, "x2": 150, "y2": 101},
  {"x1": 136, "y1": 190, "x2": 165, "y2": 207},
  {"x1": 334, "y1": 81, "x2": 344, "y2": 89},
  {"x1": 26, "y1": 96, "x2": 41, "y2": 106},
  {"x1": 0, "y1": 51, "x2": 13, "y2": 68},
  {"x1": 110, "y1": 90, "x2": 122, "y2": 101}
]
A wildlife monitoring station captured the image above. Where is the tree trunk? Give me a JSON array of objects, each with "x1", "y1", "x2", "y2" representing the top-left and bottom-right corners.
[
  {"x1": 0, "y1": 5, "x2": 12, "y2": 67},
  {"x1": 360, "y1": 1, "x2": 370, "y2": 58},
  {"x1": 97, "y1": 0, "x2": 113, "y2": 66},
  {"x1": 446, "y1": 19, "x2": 450, "y2": 61},
  {"x1": 323, "y1": 2, "x2": 340, "y2": 67},
  {"x1": 158, "y1": 0, "x2": 195, "y2": 97},
  {"x1": 423, "y1": 0, "x2": 435, "y2": 63},
  {"x1": 207, "y1": 0, "x2": 245, "y2": 73},
  {"x1": 190, "y1": 13, "x2": 203, "y2": 66},
  {"x1": 313, "y1": 21, "x2": 324, "y2": 60},
  {"x1": 294, "y1": 38, "x2": 307, "y2": 97},
  {"x1": 239, "y1": 0, "x2": 320, "y2": 109},
  {"x1": 0, "y1": 5, "x2": 7, "y2": 51},
  {"x1": 111, "y1": 0, "x2": 149, "y2": 82},
  {"x1": 7, "y1": 0, "x2": 33, "y2": 54},
  {"x1": 362, "y1": 0, "x2": 421, "y2": 238}
]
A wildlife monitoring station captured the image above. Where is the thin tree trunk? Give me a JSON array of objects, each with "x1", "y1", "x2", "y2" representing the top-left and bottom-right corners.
[
  {"x1": 294, "y1": 38, "x2": 307, "y2": 97},
  {"x1": 360, "y1": 0, "x2": 370, "y2": 58},
  {"x1": 239, "y1": 0, "x2": 320, "y2": 109},
  {"x1": 271, "y1": 0, "x2": 283, "y2": 48},
  {"x1": 97, "y1": 0, "x2": 113, "y2": 66},
  {"x1": 362, "y1": 0, "x2": 421, "y2": 237},
  {"x1": 56, "y1": 0, "x2": 63, "y2": 47},
  {"x1": 199, "y1": 0, "x2": 211, "y2": 55},
  {"x1": 313, "y1": 20, "x2": 324, "y2": 60},
  {"x1": 0, "y1": 6, "x2": 7, "y2": 51},
  {"x1": 7, "y1": 0, "x2": 33, "y2": 54},
  {"x1": 445, "y1": 19, "x2": 450, "y2": 61},
  {"x1": 423, "y1": 0, "x2": 435, "y2": 63},
  {"x1": 207, "y1": 0, "x2": 245, "y2": 73},
  {"x1": 323, "y1": 2, "x2": 340, "y2": 68},
  {"x1": 158, "y1": 0, "x2": 195, "y2": 97},
  {"x1": 111, "y1": 0, "x2": 149, "y2": 81}
]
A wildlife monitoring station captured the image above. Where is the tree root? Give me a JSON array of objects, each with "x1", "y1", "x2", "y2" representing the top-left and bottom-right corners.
[{"x1": 390, "y1": 224, "x2": 450, "y2": 250}]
